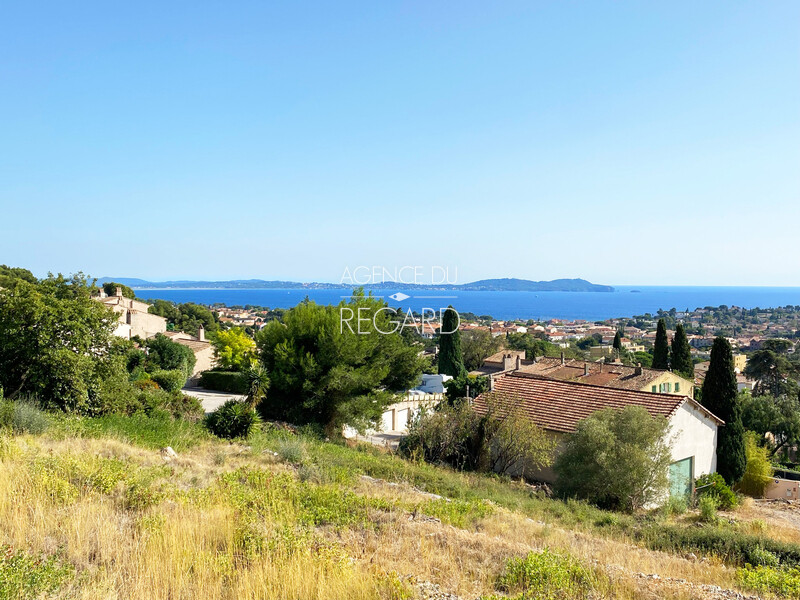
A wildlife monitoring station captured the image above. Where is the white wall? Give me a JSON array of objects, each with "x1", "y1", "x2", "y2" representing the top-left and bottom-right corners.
[{"x1": 668, "y1": 401, "x2": 719, "y2": 479}]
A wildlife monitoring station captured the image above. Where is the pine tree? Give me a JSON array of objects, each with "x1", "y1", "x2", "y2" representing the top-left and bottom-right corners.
[
  {"x1": 702, "y1": 337, "x2": 746, "y2": 485},
  {"x1": 652, "y1": 318, "x2": 670, "y2": 370},
  {"x1": 438, "y1": 306, "x2": 466, "y2": 377},
  {"x1": 670, "y1": 323, "x2": 694, "y2": 380},
  {"x1": 613, "y1": 331, "x2": 622, "y2": 351}
]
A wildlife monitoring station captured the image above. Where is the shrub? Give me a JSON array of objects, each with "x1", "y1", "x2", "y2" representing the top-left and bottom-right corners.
[
  {"x1": 0, "y1": 546, "x2": 74, "y2": 598},
  {"x1": 554, "y1": 406, "x2": 672, "y2": 511},
  {"x1": 400, "y1": 394, "x2": 554, "y2": 478},
  {"x1": 275, "y1": 437, "x2": 307, "y2": 464},
  {"x1": 737, "y1": 565, "x2": 800, "y2": 596},
  {"x1": 696, "y1": 472, "x2": 738, "y2": 510},
  {"x1": 639, "y1": 524, "x2": 800, "y2": 566},
  {"x1": 497, "y1": 548, "x2": 599, "y2": 599},
  {"x1": 663, "y1": 496, "x2": 688, "y2": 516},
  {"x1": 150, "y1": 369, "x2": 187, "y2": 393},
  {"x1": 199, "y1": 370, "x2": 248, "y2": 394},
  {"x1": 145, "y1": 334, "x2": 196, "y2": 377},
  {"x1": 698, "y1": 495, "x2": 718, "y2": 523},
  {"x1": 0, "y1": 399, "x2": 49, "y2": 434},
  {"x1": 206, "y1": 400, "x2": 261, "y2": 439},
  {"x1": 739, "y1": 431, "x2": 773, "y2": 497}
]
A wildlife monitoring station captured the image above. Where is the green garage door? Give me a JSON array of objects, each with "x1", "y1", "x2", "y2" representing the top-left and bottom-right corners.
[{"x1": 669, "y1": 457, "x2": 693, "y2": 500}]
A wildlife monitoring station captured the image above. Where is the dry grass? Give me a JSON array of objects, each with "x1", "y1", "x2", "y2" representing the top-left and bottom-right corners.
[{"x1": 0, "y1": 426, "x2": 794, "y2": 599}]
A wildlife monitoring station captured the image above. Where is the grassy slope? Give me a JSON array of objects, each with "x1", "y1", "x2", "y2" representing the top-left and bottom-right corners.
[{"x1": 0, "y1": 414, "x2": 796, "y2": 599}]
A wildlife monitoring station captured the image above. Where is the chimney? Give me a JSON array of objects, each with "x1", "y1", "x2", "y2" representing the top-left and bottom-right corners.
[
  {"x1": 197, "y1": 324, "x2": 205, "y2": 342},
  {"x1": 560, "y1": 352, "x2": 565, "y2": 366},
  {"x1": 98, "y1": 289, "x2": 107, "y2": 299},
  {"x1": 489, "y1": 375, "x2": 495, "y2": 391},
  {"x1": 584, "y1": 362, "x2": 589, "y2": 376},
  {"x1": 115, "y1": 286, "x2": 123, "y2": 297},
  {"x1": 502, "y1": 353, "x2": 514, "y2": 371},
  {"x1": 635, "y1": 362, "x2": 643, "y2": 376},
  {"x1": 515, "y1": 355, "x2": 521, "y2": 370}
]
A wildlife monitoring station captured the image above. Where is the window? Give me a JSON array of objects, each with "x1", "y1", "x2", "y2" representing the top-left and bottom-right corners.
[
  {"x1": 675, "y1": 382, "x2": 680, "y2": 393},
  {"x1": 652, "y1": 385, "x2": 657, "y2": 393}
]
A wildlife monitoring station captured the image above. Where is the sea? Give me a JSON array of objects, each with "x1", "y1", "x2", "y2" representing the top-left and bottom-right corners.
[{"x1": 135, "y1": 286, "x2": 800, "y2": 322}]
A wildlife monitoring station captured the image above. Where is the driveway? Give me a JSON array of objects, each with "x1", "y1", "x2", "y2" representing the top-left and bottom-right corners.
[{"x1": 182, "y1": 386, "x2": 246, "y2": 413}]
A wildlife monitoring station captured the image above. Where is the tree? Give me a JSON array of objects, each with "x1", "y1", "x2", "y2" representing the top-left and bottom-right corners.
[
  {"x1": 399, "y1": 393, "x2": 555, "y2": 478},
  {"x1": 243, "y1": 363, "x2": 270, "y2": 410},
  {"x1": 670, "y1": 323, "x2": 694, "y2": 380},
  {"x1": 438, "y1": 306, "x2": 466, "y2": 377},
  {"x1": 738, "y1": 432, "x2": 774, "y2": 497},
  {"x1": 0, "y1": 264, "x2": 37, "y2": 285},
  {"x1": 744, "y1": 349, "x2": 798, "y2": 398},
  {"x1": 444, "y1": 373, "x2": 489, "y2": 403},
  {"x1": 461, "y1": 329, "x2": 501, "y2": 371},
  {"x1": 702, "y1": 337, "x2": 746, "y2": 485},
  {"x1": 256, "y1": 291, "x2": 424, "y2": 433},
  {"x1": 741, "y1": 392, "x2": 800, "y2": 455},
  {"x1": 101, "y1": 281, "x2": 135, "y2": 299},
  {"x1": 211, "y1": 328, "x2": 256, "y2": 371},
  {"x1": 145, "y1": 334, "x2": 196, "y2": 378},
  {"x1": 553, "y1": 406, "x2": 673, "y2": 511},
  {"x1": 652, "y1": 318, "x2": 670, "y2": 370},
  {"x1": 506, "y1": 332, "x2": 562, "y2": 359},
  {"x1": 0, "y1": 273, "x2": 123, "y2": 412},
  {"x1": 612, "y1": 331, "x2": 622, "y2": 351}
]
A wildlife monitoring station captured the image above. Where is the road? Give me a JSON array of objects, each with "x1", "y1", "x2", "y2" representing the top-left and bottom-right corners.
[{"x1": 182, "y1": 387, "x2": 246, "y2": 413}]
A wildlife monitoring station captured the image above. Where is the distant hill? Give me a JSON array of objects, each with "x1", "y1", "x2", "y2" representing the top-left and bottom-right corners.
[{"x1": 98, "y1": 277, "x2": 614, "y2": 292}]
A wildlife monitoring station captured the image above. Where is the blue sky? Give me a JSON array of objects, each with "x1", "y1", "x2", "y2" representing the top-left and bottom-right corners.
[{"x1": 1, "y1": 1, "x2": 798, "y2": 285}]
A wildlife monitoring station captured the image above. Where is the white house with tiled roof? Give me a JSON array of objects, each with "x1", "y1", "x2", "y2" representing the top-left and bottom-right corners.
[{"x1": 474, "y1": 372, "x2": 722, "y2": 499}]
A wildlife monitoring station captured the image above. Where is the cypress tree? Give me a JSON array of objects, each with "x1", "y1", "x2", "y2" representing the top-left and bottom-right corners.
[
  {"x1": 702, "y1": 337, "x2": 746, "y2": 485},
  {"x1": 670, "y1": 323, "x2": 694, "y2": 380},
  {"x1": 612, "y1": 331, "x2": 622, "y2": 351},
  {"x1": 438, "y1": 306, "x2": 466, "y2": 377},
  {"x1": 652, "y1": 318, "x2": 670, "y2": 370}
]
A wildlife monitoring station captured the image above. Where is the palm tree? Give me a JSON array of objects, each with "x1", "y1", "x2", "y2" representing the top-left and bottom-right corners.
[{"x1": 244, "y1": 363, "x2": 270, "y2": 410}]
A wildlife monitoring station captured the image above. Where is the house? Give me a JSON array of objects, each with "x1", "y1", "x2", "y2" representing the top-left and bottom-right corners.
[
  {"x1": 95, "y1": 287, "x2": 166, "y2": 340},
  {"x1": 472, "y1": 352, "x2": 695, "y2": 398},
  {"x1": 520, "y1": 356, "x2": 695, "y2": 398},
  {"x1": 163, "y1": 326, "x2": 215, "y2": 384},
  {"x1": 473, "y1": 372, "x2": 723, "y2": 498}
]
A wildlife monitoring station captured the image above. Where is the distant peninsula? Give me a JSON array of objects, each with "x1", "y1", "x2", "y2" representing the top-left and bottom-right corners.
[{"x1": 98, "y1": 277, "x2": 614, "y2": 293}]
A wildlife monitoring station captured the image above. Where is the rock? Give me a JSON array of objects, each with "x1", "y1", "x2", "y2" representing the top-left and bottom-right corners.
[{"x1": 160, "y1": 447, "x2": 178, "y2": 462}]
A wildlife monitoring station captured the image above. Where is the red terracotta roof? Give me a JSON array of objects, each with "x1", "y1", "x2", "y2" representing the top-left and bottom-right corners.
[{"x1": 473, "y1": 372, "x2": 723, "y2": 434}]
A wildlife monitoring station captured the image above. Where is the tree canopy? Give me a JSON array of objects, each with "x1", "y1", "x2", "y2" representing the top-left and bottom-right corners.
[
  {"x1": 437, "y1": 306, "x2": 465, "y2": 377},
  {"x1": 102, "y1": 281, "x2": 135, "y2": 299},
  {"x1": 0, "y1": 273, "x2": 121, "y2": 412},
  {"x1": 211, "y1": 327, "x2": 256, "y2": 371},
  {"x1": 554, "y1": 406, "x2": 672, "y2": 512},
  {"x1": 255, "y1": 292, "x2": 424, "y2": 433},
  {"x1": 651, "y1": 318, "x2": 670, "y2": 370},
  {"x1": 701, "y1": 337, "x2": 746, "y2": 485},
  {"x1": 460, "y1": 329, "x2": 501, "y2": 371},
  {"x1": 670, "y1": 323, "x2": 694, "y2": 380}
]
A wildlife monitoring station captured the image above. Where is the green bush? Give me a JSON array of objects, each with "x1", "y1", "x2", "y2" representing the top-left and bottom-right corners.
[
  {"x1": 0, "y1": 399, "x2": 49, "y2": 434},
  {"x1": 198, "y1": 370, "x2": 248, "y2": 394},
  {"x1": 150, "y1": 369, "x2": 187, "y2": 393},
  {"x1": 739, "y1": 431, "x2": 774, "y2": 497},
  {"x1": 737, "y1": 565, "x2": 800, "y2": 596},
  {"x1": 698, "y1": 495, "x2": 718, "y2": 523},
  {"x1": 275, "y1": 437, "x2": 307, "y2": 464},
  {"x1": 695, "y1": 472, "x2": 738, "y2": 510},
  {"x1": 205, "y1": 400, "x2": 261, "y2": 439},
  {"x1": 554, "y1": 406, "x2": 672, "y2": 511},
  {"x1": 497, "y1": 548, "x2": 599, "y2": 599},
  {"x1": 639, "y1": 524, "x2": 800, "y2": 566},
  {"x1": 0, "y1": 545, "x2": 73, "y2": 598}
]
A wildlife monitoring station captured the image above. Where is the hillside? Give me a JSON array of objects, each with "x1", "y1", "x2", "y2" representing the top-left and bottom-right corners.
[
  {"x1": 0, "y1": 412, "x2": 795, "y2": 599},
  {"x1": 97, "y1": 277, "x2": 614, "y2": 292}
]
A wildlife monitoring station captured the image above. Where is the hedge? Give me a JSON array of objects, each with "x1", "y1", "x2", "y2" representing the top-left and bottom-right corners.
[{"x1": 198, "y1": 371, "x2": 248, "y2": 394}]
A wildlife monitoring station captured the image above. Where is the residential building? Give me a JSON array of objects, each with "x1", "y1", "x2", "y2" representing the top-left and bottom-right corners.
[
  {"x1": 474, "y1": 372, "x2": 723, "y2": 499},
  {"x1": 95, "y1": 287, "x2": 166, "y2": 340},
  {"x1": 163, "y1": 325, "x2": 215, "y2": 383}
]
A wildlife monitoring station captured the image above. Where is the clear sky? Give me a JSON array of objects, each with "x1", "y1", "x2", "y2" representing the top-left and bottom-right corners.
[{"x1": 1, "y1": 1, "x2": 798, "y2": 285}]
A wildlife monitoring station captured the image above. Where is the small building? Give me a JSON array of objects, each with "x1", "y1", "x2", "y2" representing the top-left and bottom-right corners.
[
  {"x1": 95, "y1": 287, "x2": 166, "y2": 340},
  {"x1": 473, "y1": 372, "x2": 723, "y2": 499},
  {"x1": 163, "y1": 326, "x2": 215, "y2": 384}
]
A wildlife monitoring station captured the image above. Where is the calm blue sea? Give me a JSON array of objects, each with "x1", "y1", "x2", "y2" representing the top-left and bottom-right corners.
[{"x1": 135, "y1": 286, "x2": 800, "y2": 322}]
